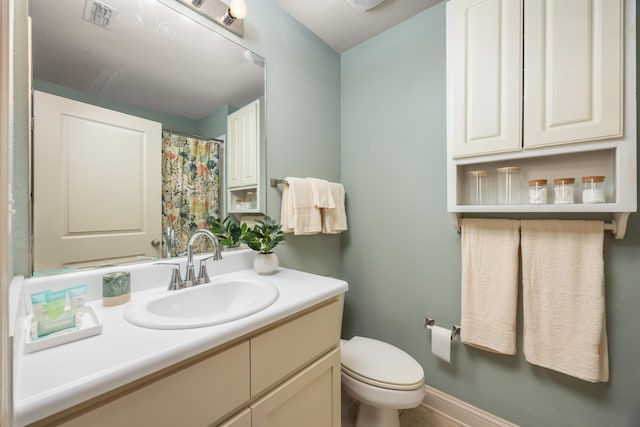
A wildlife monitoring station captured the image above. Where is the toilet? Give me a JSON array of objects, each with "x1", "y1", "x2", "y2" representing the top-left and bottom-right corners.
[{"x1": 340, "y1": 336, "x2": 425, "y2": 427}]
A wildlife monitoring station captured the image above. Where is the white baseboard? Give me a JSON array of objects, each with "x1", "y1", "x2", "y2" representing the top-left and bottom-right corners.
[{"x1": 422, "y1": 385, "x2": 519, "y2": 427}]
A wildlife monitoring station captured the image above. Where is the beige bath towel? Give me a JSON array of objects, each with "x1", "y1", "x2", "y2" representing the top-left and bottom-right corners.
[
  {"x1": 521, "y1": 220, "x2": 608, "y2": 382},
  {"x1": 321, "y1": 182, "x2": 348, "y2": 234},
  {"x1": 308, "y1": 177, "x2": 335, "y2": 209},
  {"x1": 461, "y1": 218, "x2": 520, "y2": 354},
  {"x1": 280, "y1": 177, "x2": 322, "y2": 235}
]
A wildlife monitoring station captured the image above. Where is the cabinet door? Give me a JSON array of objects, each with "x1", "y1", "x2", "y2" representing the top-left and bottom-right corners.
[
  {"x1": 251, "y1": 348, "x2": 341, "y2": 427},
  {"x1": 447, "y1": 0, "x2": 523, "y2": 158},
  {"x1": 56, "y1": 341, "x2": 250, "y2": 427},
  {"x1": 524, "y1": 0, "x2": 622, "y2": 148},
  {"x1": 227, "y1": 99, "x2": 260, "y2": 189},
  {"x1": 219, "y1": 408, "x2": 251, "y2": 427}
]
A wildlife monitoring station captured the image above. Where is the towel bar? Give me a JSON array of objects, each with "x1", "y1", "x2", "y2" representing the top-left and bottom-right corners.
[
  {"x1": 270, "y1": 178, "x2": 285, "y2": 187},
  {"x1": 451, "y1": 212, "x2": 630, "y2": 240},
  {"x1": 425, "y1": 317, "x2": 460, "y2": 341}
]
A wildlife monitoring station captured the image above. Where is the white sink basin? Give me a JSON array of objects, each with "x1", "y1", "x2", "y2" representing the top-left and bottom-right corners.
[{"x1": 124, "y1": 277, "x2": 279, "y2": 329}]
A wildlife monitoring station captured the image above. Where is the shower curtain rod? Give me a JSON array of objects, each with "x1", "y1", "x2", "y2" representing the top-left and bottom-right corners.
[{"x1": 162, "y1": 128, "x2": 224, "y2": 143}]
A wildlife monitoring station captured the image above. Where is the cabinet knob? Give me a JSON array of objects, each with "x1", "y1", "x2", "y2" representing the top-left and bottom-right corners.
[{"x1": 151, "y1": 239, "x2": 161, "y2": 248}]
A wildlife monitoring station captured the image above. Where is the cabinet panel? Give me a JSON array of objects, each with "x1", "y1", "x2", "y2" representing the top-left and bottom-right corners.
[
  {"x1": 448, "y1": 0, "x2": 522, "y2": 158},
  {"x1": 251, "y1": 300, "x2": 341, "y2": 397},
  {"x1": 56, "y1": 341, "x2": 250, "y2": 427},
  {"x1": 251, "y1": 348, "x2": 341, "y2": 427},
  {"x1": 219, "y1": 408, "x2": 251, "y2": 427},
  {"x1": 524, "y1": 0, "x2": 622, "y2": 147}
]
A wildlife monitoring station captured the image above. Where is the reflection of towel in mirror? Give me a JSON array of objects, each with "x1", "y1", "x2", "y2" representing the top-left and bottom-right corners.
[
  {"x1": 280, "y1": 177, "x2": 322, "y2": 235},
  {"x1": 307, "y1": 177, "x2": 336, "y2": 209},
  {"x1": 521, "y1": 219, "x2": 608, "y2": 383},
  {"x1": 321, "y1": 183, "x2": 347, "y2": 234}
]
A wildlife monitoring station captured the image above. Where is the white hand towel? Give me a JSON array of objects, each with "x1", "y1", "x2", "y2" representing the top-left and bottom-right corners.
[
  {"x1": 280, "y1": 179, "x2": 294, "y2": 233},
  {"x1": 521, "y1": 220, "x2": 608, "y2": 383},
  {"x1": 321, "y1": 182, "x2": 347, "y2": 234},
  {"x1": 282, "y1": 177, "x2": 322, "y2": 235},
  {"x1": 460, "y1": 218, "x2": 520, "y2": 355},
  {"x1": 307, "y1": 177, "x2": 335, "y2": 209}
]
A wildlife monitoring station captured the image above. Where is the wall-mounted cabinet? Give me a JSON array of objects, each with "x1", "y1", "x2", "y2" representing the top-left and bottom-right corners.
[
  {"x1": 446, "y1": 0, "x2": 636, "y2": 237},
  {"x1": 227, "y1": 98, "x2": 265, "y2": 214}
]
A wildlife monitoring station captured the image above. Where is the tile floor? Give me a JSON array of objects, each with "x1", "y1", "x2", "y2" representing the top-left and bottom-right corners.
[{"x1": 341, "y1": 391, "x2": 464, "y2": 427}]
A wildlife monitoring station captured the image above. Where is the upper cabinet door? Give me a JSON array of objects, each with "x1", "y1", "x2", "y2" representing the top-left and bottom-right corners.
[
  {"x1": 448, "y1": 0, "x2": 523, "y2": 158},
  {"x1": 524, "y1": 0, "x2": 623, "y2": 148},
  {"x1": 227, "y1": 99, "x2": 261, "y2": 189}
]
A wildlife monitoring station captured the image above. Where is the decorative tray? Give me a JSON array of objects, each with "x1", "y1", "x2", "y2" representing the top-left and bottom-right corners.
[{"x1": 24, "y1": 305, "x2": 103, "y2": 353}]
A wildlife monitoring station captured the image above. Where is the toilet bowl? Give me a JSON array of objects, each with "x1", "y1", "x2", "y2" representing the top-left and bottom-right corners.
[{"x1": 340, "y1": 336, "x2": 425, "y2": 427}]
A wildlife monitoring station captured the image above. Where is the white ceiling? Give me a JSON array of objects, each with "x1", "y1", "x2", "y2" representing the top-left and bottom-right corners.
[
  {"x1": 29, "y1": 0, "x2": 265, "y2": 120},
  {"x1": 275, "y1": 0, "x2": 441, "y2": 53}
]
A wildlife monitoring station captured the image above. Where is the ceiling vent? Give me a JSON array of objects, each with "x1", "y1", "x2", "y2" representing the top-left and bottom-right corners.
[
  {"x1": 83, "y1": 0, "x2": 117, "y2": 29},
  {"x1": 345, "y1": 0, "x2": 385, "y2": 11}
]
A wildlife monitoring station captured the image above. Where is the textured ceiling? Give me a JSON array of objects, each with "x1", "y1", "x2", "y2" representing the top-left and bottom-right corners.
[
  {"x1": 29, "y1": 0, "x2": 264, "y2": 120},
  {"x1": 275, "y1": 0, "x2": 441, "y2": 53}
]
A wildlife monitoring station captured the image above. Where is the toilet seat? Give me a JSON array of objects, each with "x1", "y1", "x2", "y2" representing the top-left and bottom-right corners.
[{"x1": 341, "y1": 336, "x2": 424, "y2": 391}]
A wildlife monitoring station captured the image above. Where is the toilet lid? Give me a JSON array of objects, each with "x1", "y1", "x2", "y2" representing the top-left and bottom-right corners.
[{"x1": 341, "y1": 336, "x2": 424, "y2": 391}]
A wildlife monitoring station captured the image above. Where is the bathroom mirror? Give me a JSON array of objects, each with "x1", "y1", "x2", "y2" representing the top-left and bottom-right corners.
[{"x1": 29, "y1": 0, "x2": 265, "y2": 275}]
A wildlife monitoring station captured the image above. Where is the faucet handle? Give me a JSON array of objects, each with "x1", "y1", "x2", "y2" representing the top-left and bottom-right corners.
[
  {"x1": 154, "y1": 262, "x2": 183, "y2": 291},
  {"x1": 196, "y1": 255, "x2": 216, "y2": 285}
]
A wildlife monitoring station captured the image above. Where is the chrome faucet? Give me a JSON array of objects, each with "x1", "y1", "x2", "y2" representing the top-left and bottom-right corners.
[{"x1": 184, "y1": 229, "x2": 222, "y2": 287}]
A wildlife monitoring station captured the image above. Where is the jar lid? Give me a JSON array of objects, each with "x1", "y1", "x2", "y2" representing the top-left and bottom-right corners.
[
  {"x1": 528, "y1": 179, "x2": 548, "y2": 185},
  {"x1": 467, "y1": 170, "x2": 491, "y2": 177},
  {"x1": 581, "y1": 176, "x2": 605, "y2": 183},
  {"x1": 554, "y1": 177, "x2": 575, "y2": 184},
  {"x1": 496, "y1": 167, "x2": 521, "y2": 173}
]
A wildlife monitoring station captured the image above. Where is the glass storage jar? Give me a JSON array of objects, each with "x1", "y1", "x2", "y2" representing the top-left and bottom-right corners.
[
  {"x1": 581, "y1": 176, "x2": 606, "y2": 203},
  {"x1": 466, "y1": 170, "x2": 493, "y2": 205},
  {"x1": 553, "y1": 178, "x2": 575, "y2": 204},
  {"x1": 528, "y1": 179, "x2": 548, "y2": 204},
  {"x1": 496, "y1": 167, "x2": 522, "y2": 205}
]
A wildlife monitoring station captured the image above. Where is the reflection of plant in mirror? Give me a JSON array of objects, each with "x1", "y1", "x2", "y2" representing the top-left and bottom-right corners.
[
  {"x1": 241, "y1": 216, "x2": 285, "y2": 254},
  {"x1": 208, "y1": 215, "x2": 243, "y2": 248}
]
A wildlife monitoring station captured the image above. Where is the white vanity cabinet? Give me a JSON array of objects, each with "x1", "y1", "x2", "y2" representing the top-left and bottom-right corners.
[
  {"x1": 227, "y1": 98, "x2": 265, "y2": 214},
  {"x1": 30, "y1": 298, "x2": 342, "y2": 427},
  {"x1": 446, "y1": 0, "x2": 636, "y2": 224}
]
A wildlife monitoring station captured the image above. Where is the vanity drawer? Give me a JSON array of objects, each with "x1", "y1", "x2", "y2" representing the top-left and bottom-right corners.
[
  {"x1": 52, "y1": 340, "x2": 250, "y2": 427},
  {"x1": 250, "y1": 298, "x2": 342, "y2": 397}
]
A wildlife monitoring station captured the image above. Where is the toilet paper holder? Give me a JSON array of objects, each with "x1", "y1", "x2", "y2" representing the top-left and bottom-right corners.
[{"x1": 424, "y1": 317, "x2": 460, "y2": 342}]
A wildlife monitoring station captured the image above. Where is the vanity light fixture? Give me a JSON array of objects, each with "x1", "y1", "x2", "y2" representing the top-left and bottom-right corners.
[
  {"x1": 222, "y1": 0, "x2": 248, "y2": 26},
  {"x1": 177, "y1": 0, "x2": 246, "y2": 37}
]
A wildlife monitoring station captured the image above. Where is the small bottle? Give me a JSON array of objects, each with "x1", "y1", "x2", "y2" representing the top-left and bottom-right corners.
[
  {"x1": 554, "y1": 178, "x2": 575, "y2": 204},
  {"x1": 581, "y1": 176, "x2": 606, "y2": 203},
  {"x1": 528, "y1": 179, "x2": 548, "y2": 204}
]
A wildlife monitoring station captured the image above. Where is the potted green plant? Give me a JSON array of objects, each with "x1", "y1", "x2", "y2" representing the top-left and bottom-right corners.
[
  {"x1": 240, "y1": 216, "x2": 285, "y2": 274},
  {"x1": 208, "y1": 215, "x2": 243, "y2": 249}
]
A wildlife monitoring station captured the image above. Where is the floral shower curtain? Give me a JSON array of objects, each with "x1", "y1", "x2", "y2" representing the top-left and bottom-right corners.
[{"x1": 162, "y1": 131, "x2": 221, "y2": 256}]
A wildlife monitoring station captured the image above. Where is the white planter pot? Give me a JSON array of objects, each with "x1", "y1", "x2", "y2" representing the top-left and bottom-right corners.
[{"x1": 253, "y1": 252, "x2": 279, "y2": 275}]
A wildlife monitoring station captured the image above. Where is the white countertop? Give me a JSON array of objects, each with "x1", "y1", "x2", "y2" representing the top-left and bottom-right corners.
[{"x1": 13, "y1": 261, "x2": 348, "y2": 426}]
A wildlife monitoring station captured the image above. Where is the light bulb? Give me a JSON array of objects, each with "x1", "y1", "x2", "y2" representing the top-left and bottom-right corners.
[{"x1": 229, "y1": 0, "x2": 248, "y2": 19}]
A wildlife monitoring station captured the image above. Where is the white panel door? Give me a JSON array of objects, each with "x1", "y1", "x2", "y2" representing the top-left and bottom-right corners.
[
  {"x1": 448, "y1": 0, "x2": 523, "y2": 158},
  {"x1": 524, "y1": 0, "x2": 623, "y2": 148},
  {"x1": 33, "y1": 91, "x2": 162, "y2": 272},
  {"x1": 227, "y1": 99, "x2": 259, "y2": 188}
]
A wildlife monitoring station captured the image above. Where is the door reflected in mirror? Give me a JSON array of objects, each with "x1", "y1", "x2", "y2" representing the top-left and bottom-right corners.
[{"x1": 29, "y1": 0, "x2": 265, "y2": 275}]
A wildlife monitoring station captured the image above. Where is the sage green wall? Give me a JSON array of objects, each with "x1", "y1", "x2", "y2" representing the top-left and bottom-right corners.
[
  {"x1": 340, "y1": 3, "x2": 640, "y2": 426},
  {"x1": 10, "y1": 0, "x2": 342, "y2": 277}
]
